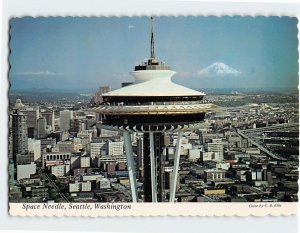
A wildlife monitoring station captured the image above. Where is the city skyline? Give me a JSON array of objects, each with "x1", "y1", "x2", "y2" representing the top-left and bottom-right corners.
[
  {"x1": 9, "y1": 16, "x2": 298, "y2": 91},
  {"x1": 8, "y1": 16, "x2": 299, "y2": 206}
]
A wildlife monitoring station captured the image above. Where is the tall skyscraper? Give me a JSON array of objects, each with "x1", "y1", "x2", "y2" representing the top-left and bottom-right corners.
[
  {"x1": 94, "y1": 17, "x2": 215, "y2": 202},
  {"x1": 69, "y1": 118, "x2": 81, "y2": 134},
  {"x1": 207, "y1": 138, "x2": 224, "y2": 161},
  {"x1": 41, "y1": 110, "x2": 55, "y2": 132},
  {"x1": 12, "y1": 110, "x2": 28, "y2": 166},
  {"x1": 37, "y1": 117, "x2": 47, "y2": 138},
  {"x1": 20, "y1": 108, "x2": 39, "y2": 138},
  {"x1": 60, "y1": 110, "x2": 73, "y2": 131},
  {"x1": 93, "y1": 86, "x2": 111, "y2": 104}
]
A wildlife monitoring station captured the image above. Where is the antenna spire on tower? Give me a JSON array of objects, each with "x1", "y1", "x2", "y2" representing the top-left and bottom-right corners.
[{"x1": 150, "y1": 16, "x2": 155, "y2": 59}]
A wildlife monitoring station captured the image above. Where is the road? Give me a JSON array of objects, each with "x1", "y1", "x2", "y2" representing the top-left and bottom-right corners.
[
  {"x1": 237, "y1": 130, "x2": 287, "y2": 161},
  {"x1": 38, "y1": 168, "x2": 70, "y2": 203}
]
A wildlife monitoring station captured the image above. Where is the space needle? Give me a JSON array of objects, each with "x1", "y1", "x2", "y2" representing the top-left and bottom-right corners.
[{"x1": 94, "y1": 17, "x2": 215, "y2": 202}]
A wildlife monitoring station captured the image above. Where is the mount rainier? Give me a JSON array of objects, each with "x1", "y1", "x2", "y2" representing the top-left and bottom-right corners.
[{"x1": 198, "y1": 62, "x2": 241, "y2": 77}]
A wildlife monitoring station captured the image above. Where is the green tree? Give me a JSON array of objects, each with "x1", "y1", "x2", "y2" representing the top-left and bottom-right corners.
[{"x1": 49, "y1": 188, "x2": 58, "y2": 200}]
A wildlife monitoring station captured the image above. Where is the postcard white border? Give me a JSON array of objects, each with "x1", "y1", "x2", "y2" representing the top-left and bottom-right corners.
[{"x1": 9, "y1": 202, "x2": 298, "y2": 217}]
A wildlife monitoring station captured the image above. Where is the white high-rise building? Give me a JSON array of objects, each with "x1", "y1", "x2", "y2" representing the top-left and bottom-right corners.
[
  {"x1": 107, "y1": 140, "x2": 124, "y2": 156},
  {"x1": 90, "y1": 142, "x2": 107, "y2": 159},
  {"x1": 69, "y1": 181, "x2": 91, "y2": 193},
  {"x1": 80, "y1": 156, "x2": 91, "y2": 168},
  {"x1": 17, "y1": 162, "x2": 36, "y2": 180},
  {"x1": 207, "y1": 139, "x2": 224, "y2": 161},
  {"x1": 188, "y1": 149, "x2": 201, "y2": 161},
  {"x1": 51, "y1": 164, "x2": 70, "y2": 177},
  {"x1": 60, "y1": 110, "x2": 73, "y2": 131},
  {"x1": 28, "y1": 138, "x2": 41, "y2": 161}
]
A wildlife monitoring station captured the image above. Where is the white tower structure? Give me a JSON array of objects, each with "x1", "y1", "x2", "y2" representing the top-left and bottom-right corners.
[{"x1": 94, "y1": 17, "x2": 215, "y2": 202}]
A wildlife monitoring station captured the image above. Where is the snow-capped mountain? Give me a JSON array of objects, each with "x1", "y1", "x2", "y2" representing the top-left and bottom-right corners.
[{"x1": 198, "y1": 62, "x2": 241, "y2": 77}]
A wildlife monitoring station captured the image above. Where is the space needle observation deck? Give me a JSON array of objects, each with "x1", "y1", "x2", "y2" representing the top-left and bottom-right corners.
[{"x1": 93, "y1": 17, "x2": 216, "y2": 202}]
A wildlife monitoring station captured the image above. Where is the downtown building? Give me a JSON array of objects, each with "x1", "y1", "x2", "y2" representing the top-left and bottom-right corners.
[
  {"x1": 12, "y1": 110, "x2": 28, "y2": 167},
  {"x1": 19, "y1": 107, "x2": 39, "y2": 138},
  {"x1": 60, "y1": 109, "x2": 73, "y2": 131}
]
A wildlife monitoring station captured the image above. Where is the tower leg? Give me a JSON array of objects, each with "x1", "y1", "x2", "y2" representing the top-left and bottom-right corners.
[
  {"x1": 149, "y1": 132, "x2": 158, "y2": 202},
  {"x1": 123, "y1": 131, "x2": 138, "y2": 202},
  {"x1": 169, "y1": 131, "x2": 183, "y2": 202},
  {"x1": 143, "y1": 133, "x2": 152, "y2": 202}
]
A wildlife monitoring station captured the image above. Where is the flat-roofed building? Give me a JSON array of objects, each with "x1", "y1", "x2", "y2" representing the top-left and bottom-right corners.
[
  {"x1": 51, "y1": 164, "x2": 70, "y2": 177},
  {"x1": 17, "y1": 162, "x2": 36, "y2": 180},
  {"x1": 90, "y1": 141, "x2": 107, "y2": 159},
  {"x1": 69, "y1": 180, "x2": 91, "y2": 193},
  {"x1": 28, "y1": 138, "x2": 41, "y2": 161},
  {"x1": 41, "y1": 110, "x2": 55, "y2": 132},
  {"x1": 20, "y1": 108, "x2": 39, "y2": 138},
  {"x1": 204, "y1": 169, "x2": 226, "y2": 184},
  {"x1": 42, "y1": 152, "x2": 71, "y2": 168},
  {"x1": 107, "y1": 140, "x2": 124, "y2": 156},
  {"x1": 80, "y1": 156, "x2": 91, "y2": 168},
  {"x1": 60, "y1": 110, "x2": 73, "y2": 131}
]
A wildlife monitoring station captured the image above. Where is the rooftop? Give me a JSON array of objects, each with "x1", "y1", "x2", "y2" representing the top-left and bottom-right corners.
[{"x1": 103, "y1": 77, "x2": 206, "y2": 97}]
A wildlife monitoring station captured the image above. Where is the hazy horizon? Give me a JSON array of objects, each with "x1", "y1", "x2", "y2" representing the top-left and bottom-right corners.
[
  {"x1": 9, "y1": 85, "x2": 299, "y2": 94},
  {"x1": 9, "y1": 16, "x2": 299, "y2": 91}
]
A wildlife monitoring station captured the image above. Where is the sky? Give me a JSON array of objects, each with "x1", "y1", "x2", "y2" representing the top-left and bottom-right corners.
[{"x1": 9, "y1": 16, "x2": 298, "y2": 91}]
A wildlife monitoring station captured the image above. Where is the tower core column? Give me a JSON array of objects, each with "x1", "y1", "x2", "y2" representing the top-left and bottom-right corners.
[
  {"x1": 123, "y1": 131, "x2": 138, "y2": 202},
  {"x1": 169, "y1": 131, "x2": 183, "y2": 202}
]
